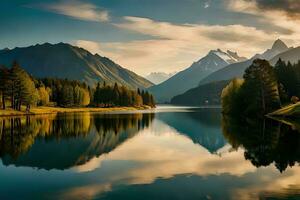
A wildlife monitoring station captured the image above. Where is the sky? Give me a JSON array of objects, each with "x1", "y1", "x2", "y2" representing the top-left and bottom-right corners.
[{"x1": 1, "y1": 0, "x2": 300, "y2": 76}]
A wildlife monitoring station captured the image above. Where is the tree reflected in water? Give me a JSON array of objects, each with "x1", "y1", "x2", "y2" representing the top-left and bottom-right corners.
[
  {"x1": 222, "y1": 115, "x2": 300, "y2": 172},
  {"x1": 0, "y1": 112, "x2": 154, "y2": 170}
]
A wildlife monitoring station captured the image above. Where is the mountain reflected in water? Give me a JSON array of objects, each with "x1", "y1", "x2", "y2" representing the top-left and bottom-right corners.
[
  {"x1": 1, "y1": 107, "x2": 300, "y2": 200},
  {"x1": 157, "y1": 108, "x2": 226, "y2": 153},
  {"x1": 0, "y1": 113, "x2": 154, "y2": 170}
]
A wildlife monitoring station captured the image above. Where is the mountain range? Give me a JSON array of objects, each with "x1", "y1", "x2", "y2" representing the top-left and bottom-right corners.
[
  {"x1": 1, "y1": 39, "x2": 298, "y2": 105},
  {"x1": 0, "y1": 43, "x2": 153, "y2": 89},
  {"x1": 145, "y1": 72, "x2": 176, "y2": 84},
  {"x1": 158, "y1": 109, "x2": 227, "y2": 153},
  {"x1": 170, "y1": 80, "x2": 230, "y2": 105},
  {"x1": 199, "y1": 39, "x2": 290, "y2": 85},
  {"x1": 148, "y1": 49, "x2": 247, "y2": 102},
  {"x1": 172, "y1": 39, "x2": 300, "y2": 106}
]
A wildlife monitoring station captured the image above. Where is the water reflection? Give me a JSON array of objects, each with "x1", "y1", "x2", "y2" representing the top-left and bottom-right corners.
[
  {"x1": 222, "y1": 115, "x2": 300, "y2": 172},
  {"x1": 0, "y1": 113, "x2": 154, "y2": 170},
  {"x1": 1, "y1": 108, "x2": 300, "y2": 200},
  {"x1": 157, "y1": 108, "x2": 227, "y2": 153}
]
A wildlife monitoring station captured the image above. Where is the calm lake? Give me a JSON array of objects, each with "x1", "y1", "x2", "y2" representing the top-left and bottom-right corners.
[{"x1": 0, "y1": 106, "x2": 300, "y2": 200}]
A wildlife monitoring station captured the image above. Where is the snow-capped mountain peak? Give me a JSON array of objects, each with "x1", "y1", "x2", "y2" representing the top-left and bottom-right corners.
[{"x1": 208, "y1": 49, "x2": 246, "y2": 64}]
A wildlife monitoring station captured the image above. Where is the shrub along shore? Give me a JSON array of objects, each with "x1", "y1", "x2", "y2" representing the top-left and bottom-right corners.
[{"x1": 0, "y1": 105, "x2": 153, "y2": 117}]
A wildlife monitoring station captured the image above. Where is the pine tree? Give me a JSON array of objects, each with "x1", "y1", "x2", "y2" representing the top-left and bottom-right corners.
[
  {"x1": 8, "y1": 62, "x2": 39, "y2": 111},
  {"x1": 94, "y1": 82, "x2": 101, "y2": 106},
  {"x1": 275, "y1": 59, "x2": 300, "y2": 101},
  {"x1": 113, "y1": 83, "x2": 120, "y2": 106},
  {"x1": 60, "y1": 84, "x2": 74, "y2": 107},
  {"x1": 150, "y1": 94, "x2": 155, "y2": 107},
  {"x1": 240, "y1": 59, "x2": 281, "y2": 116},
  {"x1": 0, "y1": 66, "x2": 10, "y2": 109}
]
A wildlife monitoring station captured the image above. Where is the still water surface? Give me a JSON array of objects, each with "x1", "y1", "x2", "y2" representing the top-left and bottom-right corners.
[{"x1": 0, "y1": 106, "x2": 300, "y2": 200}]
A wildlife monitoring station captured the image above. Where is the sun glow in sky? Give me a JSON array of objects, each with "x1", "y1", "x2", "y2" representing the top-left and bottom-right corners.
[{"x1": 1, "y1": 0, "x2": 300, "y2": 75}]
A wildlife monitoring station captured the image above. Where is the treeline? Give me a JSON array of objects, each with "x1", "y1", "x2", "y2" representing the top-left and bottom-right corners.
[
  {"x1": 0, "y1": 61, "x2": 39, "y2": 111},
  {"x1": 40, "y1": 80, "x2": 155, "y2": 108},
  {"x1": 0, "y1": 62, "x2": 155, "y2": 111},
  {"x1": 93, "y1": 82, "x2": 155, "y2": 107},
  {"x1": 274, "y1": 58, "x2": 300, "y2": 103},
  {"x1": 222, "y1": 58, "x2": 300, "y2": 117},
  {"x1": 39, "y1": 78, "x2": 91, "y2": 107}
]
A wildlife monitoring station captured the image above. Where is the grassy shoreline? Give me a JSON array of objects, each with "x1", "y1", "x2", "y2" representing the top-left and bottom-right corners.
[{"x1": 0, "y1": 106, "x2": 152, "y2": 117}]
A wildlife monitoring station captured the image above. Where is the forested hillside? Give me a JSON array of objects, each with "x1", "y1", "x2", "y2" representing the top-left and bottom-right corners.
[
  {"x1": 170, "y1": 80, "x2": 230, "y2": 106},
  {"x1": 0, "y1": 62, "x2": 155, "y2": 112}
]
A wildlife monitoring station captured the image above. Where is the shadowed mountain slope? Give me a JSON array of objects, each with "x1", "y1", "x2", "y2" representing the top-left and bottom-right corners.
[
  {"x1": 149, "y1": 49, "x2": 245, "y2": 102},
  {"x1": 0, "y1": 43, "x2": 153, "y2": 89}
]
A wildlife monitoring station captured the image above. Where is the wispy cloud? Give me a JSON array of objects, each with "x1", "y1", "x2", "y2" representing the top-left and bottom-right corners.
[
  {"x1": 230, "y1": 0, "x2": 300, "y2": 19},
  {"x1": 36, "y1": 0, "x2": 109, "y2": 22},
  {"x1": 227, "y1": 0, "x2": 300, "y2": 47},
  {"x1": 75, "y1": 16, "x2": 282, "y2": 75},
  {"x1": 71, "y1": 2, "x2": 300, "y2": 75}
]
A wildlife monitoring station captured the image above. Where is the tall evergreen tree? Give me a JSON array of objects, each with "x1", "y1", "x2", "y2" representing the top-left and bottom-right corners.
[
  {"x1": 9, "y1": 62, "x2": 39, "y2": 111},
  {"x1": 0, "y1": 66, "x2": 10, "y2": 109},
  {"x1": 113, "y1": 83, "x2": 120, "y2": 106},
  {"x1": 240, "y1": 59, "x2": 281, "y2": 116}
]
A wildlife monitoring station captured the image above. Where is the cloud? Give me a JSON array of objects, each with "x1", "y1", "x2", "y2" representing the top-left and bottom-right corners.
[
  {"x1": 38, "y1": 0, "x2": 109, "y2": 22},
  {"x1": 244, "y1": 0, "x2": 300, "y2": 18},
  {"x1": 228, "y1": 0, "x2": 300, "y2": 48},
  {"x1": 73, "y1": 122, "x2": 257, "y2": 179},
  {"x1": 75, "y1": 16, "x2": 282, "y2": 75}
]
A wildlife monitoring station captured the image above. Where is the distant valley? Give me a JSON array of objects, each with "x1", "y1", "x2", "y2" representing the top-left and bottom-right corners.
[
  {"x1": 145, "y1": 72, "x2": 176, "y2": 85},
  {"x1": 148, "y1": 49, "x2": 247, "y2": 102}
]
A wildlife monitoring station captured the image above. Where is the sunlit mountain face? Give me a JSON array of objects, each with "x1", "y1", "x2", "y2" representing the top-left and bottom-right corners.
[{"x1": 1, "y1": 107, "x2": 300, "y2": 200}]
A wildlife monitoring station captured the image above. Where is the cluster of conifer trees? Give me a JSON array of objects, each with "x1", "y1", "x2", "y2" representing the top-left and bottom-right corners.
[
  {"x1": 92, "y1": 82, "x2": 155, "y2": 107},
  {"x1": 0, "y1": 61, "x2": 39, "y2": 111},
  {"x1": 0, "y1": 62, "x2": 155, "y2": 111},
  {"x1": 222, "y1": 58, "x2": 300, "y2": 117},
  {"x1": 274, "y1": 58, "x2": 300, "y2": 103},
  {"x1": 39, "y1": 78, "x2": 91, "y2": 107}
]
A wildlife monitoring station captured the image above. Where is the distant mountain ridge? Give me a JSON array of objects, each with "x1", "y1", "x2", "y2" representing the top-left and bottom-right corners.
[
  {"x1": 260, "y1": 39, "x2": 290, "y2": 60},
  {"x1": 171, "y1": 80, "x2": 230, "y2": 106},
  {"x1": 172, "y1": 39, "x2": 300, "y2": 106},
  {"x1": 148, "y1": 49, "x2": 246, "y2": 102},
  {"x1": 145, "y1": 72, "x2": 176, "y2": 84},
  {"x1": 270, "y1": 46, "x2": 300, "y2": 65},
  {"x1": 0, "y1": 43, "x2": 153, "y2": 89},
  {"x1": 200, "y1": 39, "x2": 290, "y2": 85}
]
